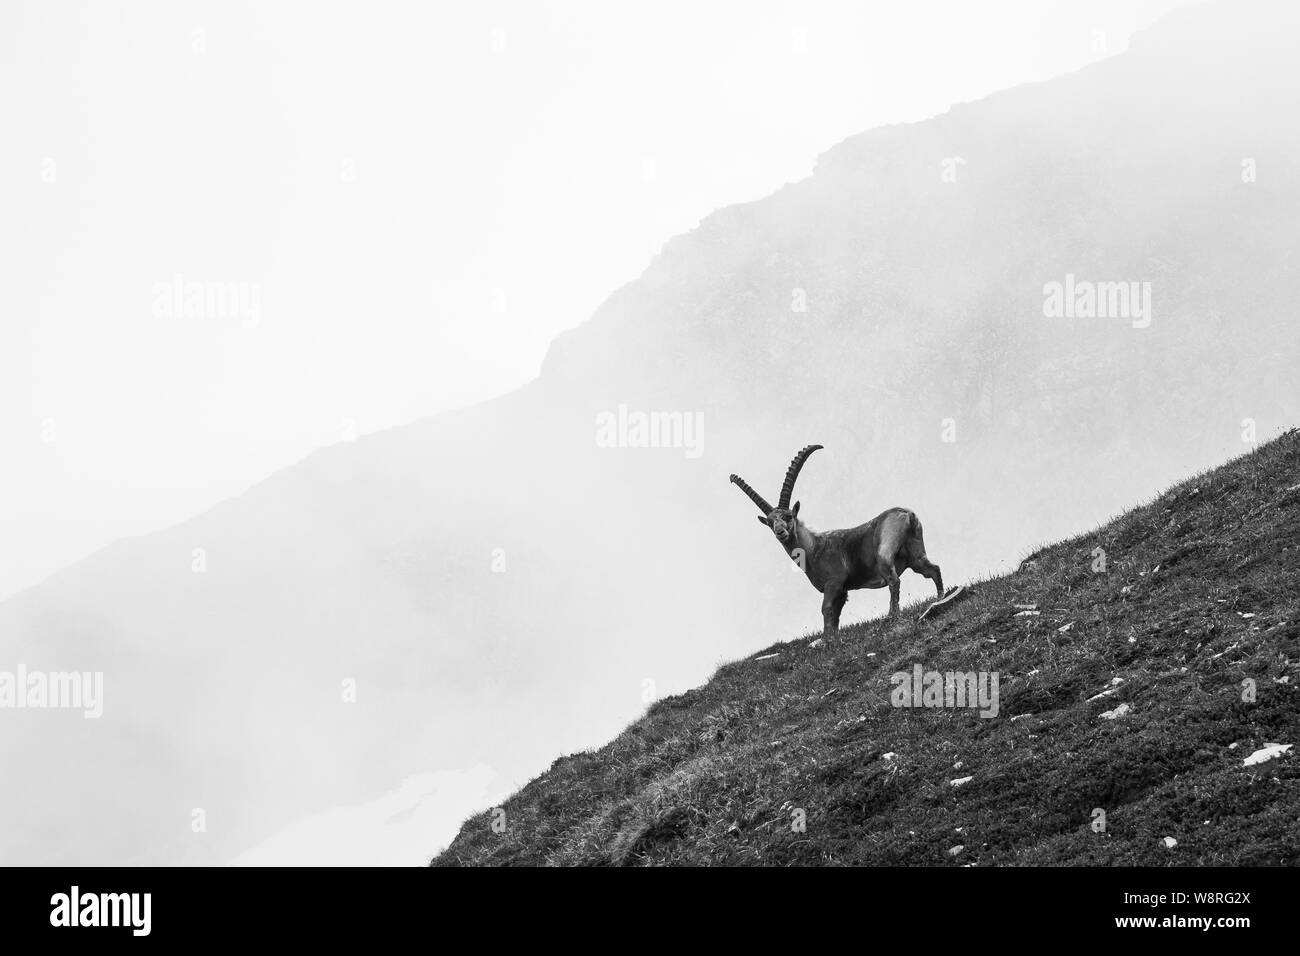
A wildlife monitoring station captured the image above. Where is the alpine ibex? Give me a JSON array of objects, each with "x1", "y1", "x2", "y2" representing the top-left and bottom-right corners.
[{"x1": 730, "y1": 445, "x2": 945, "y2": 635}]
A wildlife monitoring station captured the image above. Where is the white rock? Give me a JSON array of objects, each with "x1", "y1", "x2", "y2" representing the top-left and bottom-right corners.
[
  {"x1": 1162, "y1": 836, "x2": 1178, "y2": 849},
  {"x1": 809, "y1": 638, "x2": 825, "y2": 648},
  {"x1": 950, "y1": 776, "x2": 973, "y2": 787},
  {"x1": 754, "y1": 653, "x2": 778, "y2": 661},
  {"x1": 1100, "y1": 703, "x2": 1130, "y2": 720},
  {"x1": 948, "y1": 845, "x2": 965, "y2": 856},
  {"x1": 1243, "y1": 743, "x2": 1293, "y2": 767},
  {"x1": 1088, "y1": 677, "x2": 1125, "y2": 701}
]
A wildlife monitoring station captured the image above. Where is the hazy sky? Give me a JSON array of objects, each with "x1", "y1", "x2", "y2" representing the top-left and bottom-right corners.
[{"x1": 0, "y1": 0, "x2": 1194, "y2": 600}]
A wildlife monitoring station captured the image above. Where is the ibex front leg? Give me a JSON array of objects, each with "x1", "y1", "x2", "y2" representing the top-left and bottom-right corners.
[{"x1": 821, "y1": 585, "x2": 847, "y2": 636}]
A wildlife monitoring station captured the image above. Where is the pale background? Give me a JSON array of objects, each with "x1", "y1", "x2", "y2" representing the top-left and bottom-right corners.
[{"x1": 1, "y1": 0, "x2": 1190, "y2": 602}]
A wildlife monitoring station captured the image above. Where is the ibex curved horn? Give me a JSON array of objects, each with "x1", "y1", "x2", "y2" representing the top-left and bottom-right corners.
[
  {"x1": 729, "y1": 474, "x2": 773, "y2": 515},
  {"x1": 778, "y1": 444, "x2": 823, "y2": 509}
]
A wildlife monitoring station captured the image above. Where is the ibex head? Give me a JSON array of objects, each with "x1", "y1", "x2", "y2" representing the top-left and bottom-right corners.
[{"x1": 729, "y1": 444, "x2": 823, "y2": 547}]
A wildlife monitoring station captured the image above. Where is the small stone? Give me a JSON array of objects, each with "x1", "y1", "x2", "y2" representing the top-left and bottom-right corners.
[
  {"x1": 1162, "y1": 836, "x2": 1178, "y2": 849},
  {"x1": 1243, "y1": 743, "x2": 1292, "y2": 767}
]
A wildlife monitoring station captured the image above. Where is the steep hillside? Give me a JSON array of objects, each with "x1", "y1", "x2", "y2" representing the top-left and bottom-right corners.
[{"x1": 434, "y1": 431, "x2": 1300, "y2": 865}]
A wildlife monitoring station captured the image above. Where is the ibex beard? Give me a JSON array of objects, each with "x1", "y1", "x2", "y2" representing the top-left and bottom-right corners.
[{"x1": 730, "y1": 445, "x2": 945, "y2": 636}]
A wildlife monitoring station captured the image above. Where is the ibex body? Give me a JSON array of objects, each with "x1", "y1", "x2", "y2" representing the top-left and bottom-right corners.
[{"x1": 730, "y1": 445, "x2": 944, "y2": 635}]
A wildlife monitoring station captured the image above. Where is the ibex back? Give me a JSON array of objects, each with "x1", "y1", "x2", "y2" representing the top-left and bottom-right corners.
[{"x1": 730, "y1": 445, "x2": 944, "y2": 635}]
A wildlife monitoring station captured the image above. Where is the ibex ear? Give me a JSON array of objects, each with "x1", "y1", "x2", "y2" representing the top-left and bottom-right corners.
[
  {"x1": 792, "y1": 501, "x2": 801, "y2": 517},
  {"x1": 756, "y1": 515, "x2": 771, "y2": 526}
]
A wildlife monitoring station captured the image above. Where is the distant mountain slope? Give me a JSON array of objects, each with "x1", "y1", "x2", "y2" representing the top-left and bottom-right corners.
[
  {"x1": 2, "y1": 0, "x2": 1298, "y2": 865},
  {"x1": 433, "y1": 431, "x2": 1300, "y2": 865}
]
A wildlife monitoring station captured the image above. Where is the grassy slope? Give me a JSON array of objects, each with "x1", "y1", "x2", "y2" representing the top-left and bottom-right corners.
[{"x1": 433, "y1": 431, "x2": 1300, "y2": 866}]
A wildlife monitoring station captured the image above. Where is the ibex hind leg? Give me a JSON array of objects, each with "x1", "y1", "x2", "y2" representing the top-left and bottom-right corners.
[
  {"x1": 885, "y1": 566, "x2": 901, "y2": 618},
  {"x1": 910, "y1": 557, "x2": 944, "y2": 599},
  {"x1": 905, "y1": 516, "x2": 944, "y2": 598}
]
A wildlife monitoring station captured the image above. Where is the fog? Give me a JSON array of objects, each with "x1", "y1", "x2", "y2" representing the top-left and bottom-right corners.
[
  {"x1": 4, "y1": 0, "x2": 1298, "y2": 866},
  {"x1": 1, "y1": 0, "x2": 1189, "y2": 601}
]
